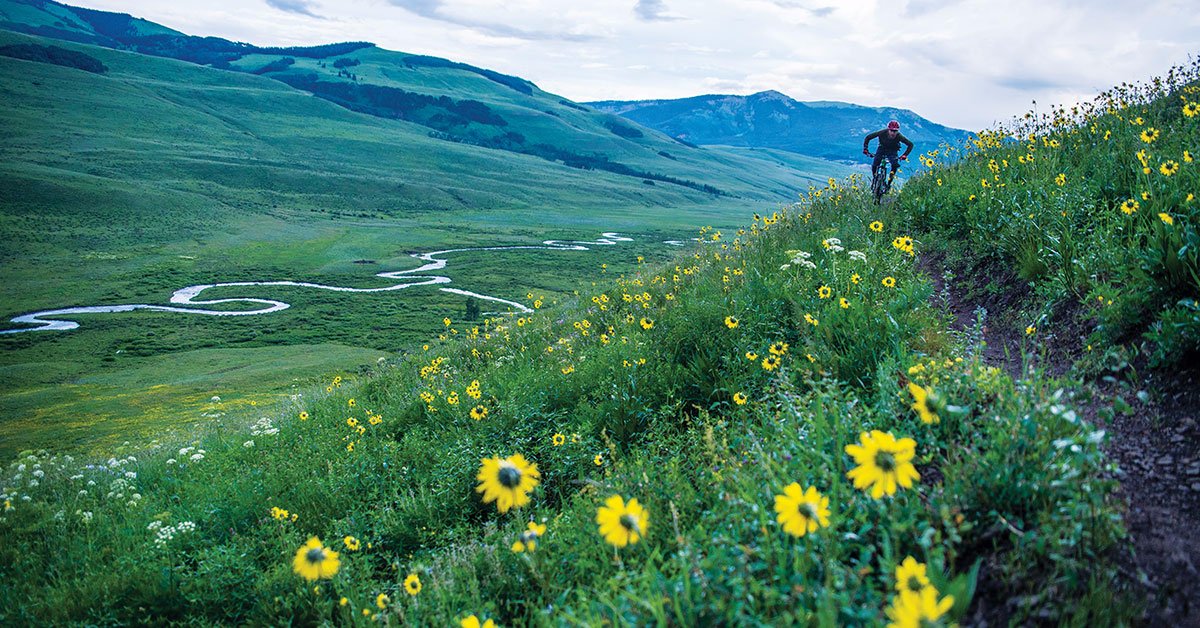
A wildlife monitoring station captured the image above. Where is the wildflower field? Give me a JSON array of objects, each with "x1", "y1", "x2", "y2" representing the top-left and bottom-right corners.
[{"x1": 2, "y1": 60, "x2": 1198, "y2": 626}]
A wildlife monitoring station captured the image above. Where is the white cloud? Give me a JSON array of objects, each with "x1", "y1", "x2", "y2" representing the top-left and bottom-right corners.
[{"x1": 65, "y1": 0, "x2": 1200, "y2": 130}]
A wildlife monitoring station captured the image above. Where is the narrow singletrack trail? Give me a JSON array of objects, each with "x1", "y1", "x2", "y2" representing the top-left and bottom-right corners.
[{"x1": 923, "y1": 255, "x2": 1200, "y2": 625}]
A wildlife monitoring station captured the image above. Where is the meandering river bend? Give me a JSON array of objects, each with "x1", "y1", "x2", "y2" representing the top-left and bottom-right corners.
[{"x1": 2, "y1": 232, "x2": 660, "y2": 335}]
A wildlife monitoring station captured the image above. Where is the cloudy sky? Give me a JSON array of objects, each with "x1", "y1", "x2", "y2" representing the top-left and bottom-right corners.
[{"x1": 69, "y1": 0, "x2": 1198, "y2": 131}]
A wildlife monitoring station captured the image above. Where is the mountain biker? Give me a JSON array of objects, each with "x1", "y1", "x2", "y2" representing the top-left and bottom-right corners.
[{"x1": 862, "y1": 120, "x2": 914, "y2": 182}]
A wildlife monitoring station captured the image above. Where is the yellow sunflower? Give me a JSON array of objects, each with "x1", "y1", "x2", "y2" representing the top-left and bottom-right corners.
[
  {"x1": 895, "y1": 556, "x2": 932, "y2": 594},
  {"x1": 292, "y1": 537, "x2": 340, "y2": 581},
  {"x1": 907, "y1": 382, "x2": 939, "y2": 424},
  {"x1": 596, "y1": 495, "x2": 649, "y2": 548},
  {"x1": 724, "y1": 315, "x2": 739, "y2": 329},
  {"x1": 461, "y1": 615, "x2": 496, "y2": 628},
  {"x1": 511, "y1": 521, "x2": 548, "y2": 553},
  {"x1": 404, "y1": 573, "x2": 422, "y2": 596},
  {"x1": 476, "y1": 454, "x2": 540, "y2": 513},
  {"x1": 884, "y1": 587, "x2": 954, "y2": 628},
  {"x1": 773, "y1": 483, "x2": 831, "y2": 537},
  {"x1": 845, "y1": 430, "x2": 920, "y2": 499}
]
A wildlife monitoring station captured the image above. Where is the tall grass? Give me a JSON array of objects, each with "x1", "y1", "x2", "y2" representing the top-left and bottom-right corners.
[
  {"x1": 0, "y1": 172, "x2": 1129, "y2": 624},
  {"x1": 901, "y1": 58, "x2": 1200, "y2": 367}
]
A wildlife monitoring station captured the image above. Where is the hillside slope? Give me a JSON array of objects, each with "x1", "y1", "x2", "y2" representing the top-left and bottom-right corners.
[{"x1": 0, "y1": 0, "x2": 852, "y2": 197}]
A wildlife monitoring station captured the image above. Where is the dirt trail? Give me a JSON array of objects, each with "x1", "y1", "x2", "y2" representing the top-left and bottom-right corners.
[{"x1": 922, "y1": 253, "x2": 1200, "y2": 626}]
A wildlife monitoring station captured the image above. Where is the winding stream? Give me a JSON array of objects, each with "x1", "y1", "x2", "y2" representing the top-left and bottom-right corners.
[{"x1": 1, "y1": 232, "x2": 641, "y2": 335}]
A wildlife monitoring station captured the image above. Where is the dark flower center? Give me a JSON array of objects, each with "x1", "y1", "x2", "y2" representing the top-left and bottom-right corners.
[
  {"x1": 498, "y1": 465, "x2": 522, "y2": 488},
  {"x1": 797, "y1": 503, "x2": 817, "y2": 520},
  {"x1": 907, "y1": 575, "x2": 924, "y2": 592},
  {"x1": 619, "y1": 513, "x2": 640, "y2": 533},
  {"x1": 874, "y1": 451, "x2": 896, "y2": 472},
  {"x1": 306, "y1": 547, "x2": 326, "y2": 564}
]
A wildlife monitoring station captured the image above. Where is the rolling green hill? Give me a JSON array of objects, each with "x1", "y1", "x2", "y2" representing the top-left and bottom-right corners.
[{"x1": 0, "y1": 4, "x2": 855, "y2": 459}]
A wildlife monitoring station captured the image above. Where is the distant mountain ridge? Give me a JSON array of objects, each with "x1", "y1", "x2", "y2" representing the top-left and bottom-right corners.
[{"x1": 587, "y1": 91, "x2": 972, "y2": 162}]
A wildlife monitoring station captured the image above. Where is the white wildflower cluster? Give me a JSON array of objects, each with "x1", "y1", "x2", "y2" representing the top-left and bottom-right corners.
[
  {"x1": 780, "y1": 250, "x2": 817, "y2": 271},
  {"x1": 148, "y1": 520, "x2": 197, "y2": 547},
  {"x1": 4, "y1": 452, "x2": 83, "y2": 506},
  {"x1": 76, "y1": 509, "x2": 94, "y2": 524},
  {"x1": 178, "y1": 446, "x2": 206, "y2": 462},
  {"x1": 244, "y1": 440, "x2": 255, "y2": 448},
  {"x1": 250, "y1": 417, "x2": 278, "y2": 437},
  {"x1": 822, "y1": 237, "x2": 845, "y2": 253},
  {"x1": 848, "y1": 250, "x2": 868, "y2": 262},
  {"x1": 105, "y1": 478, "x2": 142, "y2": 507},
  {"x1": 106, "y1": 455, "x2": 138, "y2": 469}
]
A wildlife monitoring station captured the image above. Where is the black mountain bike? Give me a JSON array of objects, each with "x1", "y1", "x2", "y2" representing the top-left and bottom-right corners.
[{"x1": 867, "y1": 153, "x2": 892, "y2": 204}]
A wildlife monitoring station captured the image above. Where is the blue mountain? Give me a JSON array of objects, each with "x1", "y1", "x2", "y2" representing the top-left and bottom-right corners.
[{"x1": 587, "y1": 90, "x2": 972, "y2": 162}]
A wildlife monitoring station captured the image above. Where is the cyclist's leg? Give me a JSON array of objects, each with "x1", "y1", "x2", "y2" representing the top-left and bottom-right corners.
[
  {"x1": 871, "y1": 152, "x2": 884, "y2": 175},
  {"x1": 886, "y1": 153, "x2": 900, "y2": 179}
]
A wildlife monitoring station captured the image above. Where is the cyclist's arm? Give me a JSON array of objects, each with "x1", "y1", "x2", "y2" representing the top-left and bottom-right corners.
[
  {"x1": 899, "y1": 133, "x2": 914, "y2": 157},
  {"x1": 863, "y1": 130, "x2": 883, "y2": 152}
]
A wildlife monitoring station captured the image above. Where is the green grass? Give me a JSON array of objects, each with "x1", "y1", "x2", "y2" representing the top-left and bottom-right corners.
[
  {"x1": 0, "y1": 168, "x2": 1132, "y2": 625},
  {"x1": 0, "y1": 27, "x2": 855, "y2": 457},
  {"x1": 898, "y1": 58, "x2": 1200, "y2": 368},
  {"x1": 0, "y1": 343, "x2": 387, "y2": 456}
]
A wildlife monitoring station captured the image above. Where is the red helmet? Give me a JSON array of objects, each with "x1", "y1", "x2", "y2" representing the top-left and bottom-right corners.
[{"x1": 887, "y1": 120, "x2": 900, "y2": 131}]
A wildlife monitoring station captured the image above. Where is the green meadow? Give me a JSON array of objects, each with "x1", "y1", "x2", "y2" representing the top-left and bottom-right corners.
[{"x1": 0, "y1": 26, "x2": 854, "y2": 459}]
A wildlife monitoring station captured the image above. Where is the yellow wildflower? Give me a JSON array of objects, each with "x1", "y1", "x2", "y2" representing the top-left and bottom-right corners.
[
  {"x1": 907, "y1": 382, "x2": 939, "y2": 424},
  {"x1": 773, "y1": 483, "x2": 831, "y2": 537},
  {"x1": 403, "y1": 573, "x2": 421, "y2": 596},
  {"x1": 475, "y1": 454, "x2": 540, "y2": 513},
  {"x1": 511, "y1": 521, "x2": 547, "y2": 553},
  {"x1": 596, "y1": 495, "x2": 649, "y2": 548},
  {"x1": 884, "y1": 588, "x2": 954, "y2": 628},
  {"x1": 292, "y1": 537, "x2": 340, "y2": 581},
  {"x1": 845, "y1": 430, "x2": 920, "y2": 499}
]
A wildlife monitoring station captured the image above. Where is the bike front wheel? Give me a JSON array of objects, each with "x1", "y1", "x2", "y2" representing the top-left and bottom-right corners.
[{"x1": 871, "y1": 167, "x2": 889, "y2": 203}]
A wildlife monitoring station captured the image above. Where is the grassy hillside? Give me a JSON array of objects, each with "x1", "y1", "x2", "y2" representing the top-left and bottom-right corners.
[
  {"x1": 0, "y1": 25, "x2": 852, "y2": 459},
  {"x1": 6, "y1": 57, "x2": 1196, "y2": 625},
  {"x1": 900, "y1": 60, "x2": 1200, "y2": 369}
]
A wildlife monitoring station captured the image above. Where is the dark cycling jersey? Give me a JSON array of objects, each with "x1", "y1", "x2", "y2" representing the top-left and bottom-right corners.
[{"x1": 863, "y1": 129, "x2": 914, "y2": 157}]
